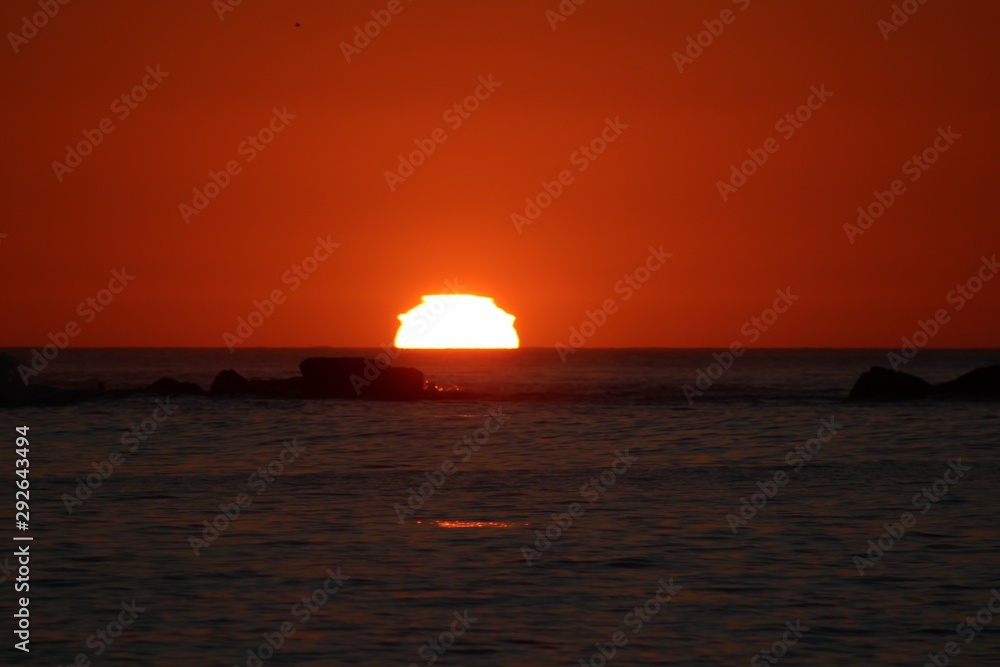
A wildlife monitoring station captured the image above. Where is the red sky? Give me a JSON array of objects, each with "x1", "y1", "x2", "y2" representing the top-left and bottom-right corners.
[{"x1": 3, "y1": 0, "x2": 998, "y2": 348}]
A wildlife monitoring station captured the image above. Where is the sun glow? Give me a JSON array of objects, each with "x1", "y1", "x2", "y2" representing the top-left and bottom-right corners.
[{"x1": 395, "y1": 295, "x2": 519, "y2": 349}]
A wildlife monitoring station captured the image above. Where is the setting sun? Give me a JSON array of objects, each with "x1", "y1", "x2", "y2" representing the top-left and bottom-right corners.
[{"x1": 395, "y1": 295, "x2": 519, "y2": 349}]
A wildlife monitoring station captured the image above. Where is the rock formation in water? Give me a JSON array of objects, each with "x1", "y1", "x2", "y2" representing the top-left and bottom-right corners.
[
  {"x1": 848, "y1": 365, "x2": 1000, "y2": 400},
  {"x1": 197, "y1": 358, "x2": 427, "y2": 400},
  {"x1": 210, "y1": 369, "x2": 254, "y2": 394},
  {"x1": 299, "y1": 357, "x2": 425, "y2": 399},
  {"x1": 848, "y1": 367, "x2": 931, "y2": 400},
  {"x1": 0, "y1": 355, "x2": 437, "y2": 406},
  {"x1": 932, "y1": 365, "x2": 1000, "y2": 396}
]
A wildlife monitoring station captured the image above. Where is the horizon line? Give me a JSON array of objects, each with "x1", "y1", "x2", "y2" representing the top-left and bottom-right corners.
[{"x1": 2, "y1": 346, "x2": 1000, "y2": 351}]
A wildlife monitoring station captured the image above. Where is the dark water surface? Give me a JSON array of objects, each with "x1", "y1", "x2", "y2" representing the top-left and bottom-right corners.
[{"x1": 2, "y1": 349, "x2": 999, "y2": 665}]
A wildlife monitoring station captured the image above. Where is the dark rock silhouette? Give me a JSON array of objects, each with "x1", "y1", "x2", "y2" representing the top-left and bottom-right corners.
[
  {"x1": 849, "y1": 365, "x2": 1000, "y2": 400},
  {"x1": 931, "y1": 365, "x2": 1000, "y2": 396},
  {"x1": 849, "y1": 367, "x2": 931, "y2": 400},
  {"x1": 300, "y1": 357, "x2": 425, "y2": 399},
  {"x1": 146, "y1": 378, "x2": 203, "y2": 395},
  {"x1": 0, "y1": 356, "x2": 450, "y2": 407},
  {"x1": 366, "y1": 367, "x2": 426, "y2": 399},
  {"x1": 210, "y1": 369, "x2": 254, "y2": 394},
  {"x1": 298, "y1": 357, "x2": 366, "y2": 397},
  {"x1": 208, "y1": 360, "x2": 425, "y2": 399}
]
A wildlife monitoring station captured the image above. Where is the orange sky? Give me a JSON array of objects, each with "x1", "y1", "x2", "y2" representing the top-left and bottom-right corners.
[{"x1": 3, "y1": 0, "x2": 998, "y2": 348}]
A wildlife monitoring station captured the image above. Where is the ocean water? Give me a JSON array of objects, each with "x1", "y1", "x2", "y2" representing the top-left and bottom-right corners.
[{"x1": 2, "y1": 348, "x2": 999, "y2": 666}]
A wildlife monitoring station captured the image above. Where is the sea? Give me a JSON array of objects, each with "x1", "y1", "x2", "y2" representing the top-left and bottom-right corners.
[{"x1": 2, "y1": 348, "x2": 998, "y2": 666}]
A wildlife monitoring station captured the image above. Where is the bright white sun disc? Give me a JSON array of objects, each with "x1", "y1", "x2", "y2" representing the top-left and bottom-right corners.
[{"x1": 395, "y1": 295, "x2": 519, "y2": 349}]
